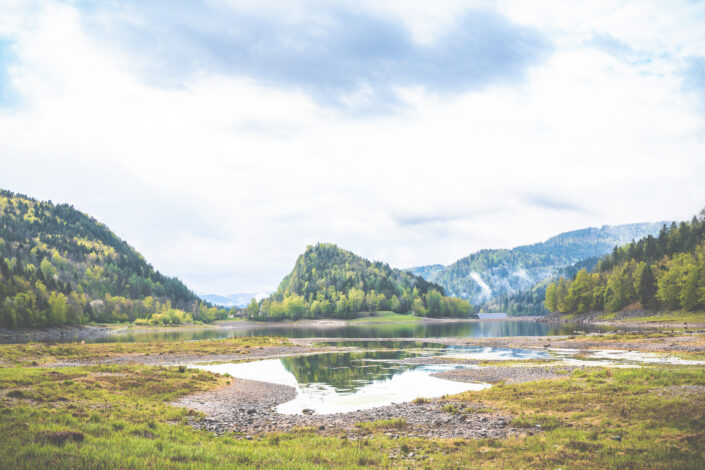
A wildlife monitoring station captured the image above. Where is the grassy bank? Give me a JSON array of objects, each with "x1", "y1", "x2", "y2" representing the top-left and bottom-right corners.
[
  {"x1": 0, "y1": 338, "x2": 704, "y2": 468},
  {"x1": 348, "y1": 312, "x2": 425, "y2": 323},
  {"x1": 0, "y1": 336, "x2": 291, "y2": 366}
]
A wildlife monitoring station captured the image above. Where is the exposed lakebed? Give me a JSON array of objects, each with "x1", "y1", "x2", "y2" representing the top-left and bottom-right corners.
[{"x1": 187, "y1": 342, "x2": 704, "y2": 418}]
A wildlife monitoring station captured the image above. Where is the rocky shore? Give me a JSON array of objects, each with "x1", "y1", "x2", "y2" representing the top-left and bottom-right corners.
[
  {"x1": 0, "y1": 325, "x2": 114, "y2": 344},
  {"x1": 173, "y1": 377, "x2": 517, "y2": 440},
  {"x1": 50, "y1": 345, "x2": 334, "y2": 367}
]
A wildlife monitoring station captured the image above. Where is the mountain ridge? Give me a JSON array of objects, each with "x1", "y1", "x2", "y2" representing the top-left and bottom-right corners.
[{"x1": 408, "y1": 222, "x2": 667, "y2": 306}]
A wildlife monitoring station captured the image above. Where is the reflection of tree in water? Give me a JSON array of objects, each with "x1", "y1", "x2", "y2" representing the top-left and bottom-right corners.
[{"x1": 280, "y1": 351, "x2": 417, "y2": 392}]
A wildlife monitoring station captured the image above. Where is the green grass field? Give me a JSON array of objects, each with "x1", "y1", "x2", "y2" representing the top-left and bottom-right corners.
[
  {"x1": 1, "y1": 337, "x2": 704, "y2": 468},
  {"x1": 348, "y1": 311, "x2": 425, "y2": 323}
]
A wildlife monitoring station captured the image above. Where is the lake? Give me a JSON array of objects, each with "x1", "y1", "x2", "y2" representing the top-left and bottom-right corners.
[{"x1": 91, "y1": 318, "x2": 613, "y2": 343}]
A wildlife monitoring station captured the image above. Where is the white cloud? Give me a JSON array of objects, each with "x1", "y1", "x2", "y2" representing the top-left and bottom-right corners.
[{"x1": 0, "y1": 1, "x2": 704, "y2": 294}]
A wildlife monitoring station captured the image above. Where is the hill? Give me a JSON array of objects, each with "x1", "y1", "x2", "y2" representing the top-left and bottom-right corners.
[
  {"x1": 409, "y1": 222, "x2": 665, "y2": 307},
  {"x1": 545, "y1": 212, "x2": 705, "y2": 315},
  {"x1": 248, "y1": 243, "x2": 475, "y2": 320},
  {"x1": 0, "y1": 189, "x2": 225, "y2": 327}
]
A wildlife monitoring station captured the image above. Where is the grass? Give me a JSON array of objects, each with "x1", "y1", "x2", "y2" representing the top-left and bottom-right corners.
[
  {"x1": 449, "y1": 366, "x2": 705, "y2": 468},
  {"x1": 1, "y1": 339, "x2": 704, "y2": 468},
  {"x1": 625, "y1": 311, "x2": 705, "y2": 324},
  {"x1": 0, "y1": 336, "x2": 291, "y2": 366},
  {"x1": 348, "y1": 311, "x2": 425, "y2": 323},
  {"x1": 355, "y1": 418, "x2": 407, "y2": 432}
]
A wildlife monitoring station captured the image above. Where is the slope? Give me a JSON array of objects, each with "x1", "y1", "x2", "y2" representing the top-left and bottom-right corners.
[
  {"x1": 0, "y1": 189, "x2": 222, "y2": 327},
  {"x1": 249, "y1": 243, "x2": 475, "y2": 319}
]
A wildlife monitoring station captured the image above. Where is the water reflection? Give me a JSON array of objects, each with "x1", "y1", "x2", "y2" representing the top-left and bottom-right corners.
[
  {"x1": 91, "y1": 320, "x2": 613, "y2": 343},
  {"x1": 194, "y1": 348, "x2": 490, "y2": 415}
]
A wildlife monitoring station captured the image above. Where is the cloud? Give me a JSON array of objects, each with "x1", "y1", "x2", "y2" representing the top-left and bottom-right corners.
[
  {"x1": 683, "y1": 56, "x2": 705, "y2": 105},
  {"x1": 524, "y1": 194, "x2": 586, "y2": 213},
  {"x1": 0, "y1": 40, "x2": 18, "y2": 106},
  {"x1": 0, "y1": 1, "x2": 704, "y2": 294},
  {"x1": 78, "y1": 1, "x2": 551, "y2": 112}
]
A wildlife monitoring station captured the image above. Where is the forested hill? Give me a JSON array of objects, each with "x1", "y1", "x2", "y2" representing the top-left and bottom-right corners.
[
  {"x1": 0, "y1": 189, "x2": 224, "y2": 328},
  {"x1": 247, "y1": 243, "x2": 475, "y2": 320},
  {"x1": 409, "y1": 222, "x2": 665, "y2": 306},
  {"x1": 546, "y1": 212, "x2": 705, "y2": 315}
]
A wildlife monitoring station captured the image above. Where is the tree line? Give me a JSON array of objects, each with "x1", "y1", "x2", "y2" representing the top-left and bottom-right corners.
[{"x1": 545, "y1": 212, "x2": 705, "y2": 314}]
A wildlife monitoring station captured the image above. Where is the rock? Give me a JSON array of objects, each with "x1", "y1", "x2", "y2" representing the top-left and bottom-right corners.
[
  {"x1": 610, "y1": 435, "x2": 622, "y2": 441},
  {"x1": 302, "y1": 408, "x2": 315, "y2": 415}
]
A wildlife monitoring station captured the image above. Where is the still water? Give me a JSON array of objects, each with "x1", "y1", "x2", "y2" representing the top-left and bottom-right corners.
[
  {"x1": 192, "y1": 347, "x2": 542, "y2": 414},
  {"x1": 192, "y1": 344, "x2": 698, "y2": 415},
  {"x1": 92, "y1": 319, "x2": 612, "y2": 343}
]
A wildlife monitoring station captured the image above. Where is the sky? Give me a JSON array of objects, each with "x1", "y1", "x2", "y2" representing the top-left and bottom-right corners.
[{"x1": 1, "y1": 0, "x2": 704, "y2": 295}]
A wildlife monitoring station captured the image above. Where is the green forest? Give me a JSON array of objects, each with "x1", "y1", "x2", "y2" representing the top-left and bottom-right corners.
[
  {"x1": 545, "y1": 211, "x2": 705, "y2": 314},
  {"x1": 0, "y1": 190, "x2": 228, "y2": 328},
  {"x1": 247, "y1": 243, "x2": 474, "y2": 320}
]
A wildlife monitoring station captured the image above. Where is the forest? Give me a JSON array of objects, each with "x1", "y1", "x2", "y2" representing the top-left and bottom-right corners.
[
  {"x1": 247, "y1": 243, "x2": 475, "y2": 320},
  {"x1": 0, "y1": 190, "x2": 228, "y2": 328},
  {"x1": 545, "y1": 211, "x2": 705, "y2": 314}
]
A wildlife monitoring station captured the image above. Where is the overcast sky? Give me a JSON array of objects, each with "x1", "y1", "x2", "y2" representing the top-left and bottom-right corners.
[{"x1": 1, "y1": 1, "x2": 704, "y2": 295}]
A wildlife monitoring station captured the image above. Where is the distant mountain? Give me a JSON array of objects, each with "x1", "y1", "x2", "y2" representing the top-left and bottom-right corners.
[
  {"x1": 251, "y1": 243, "x2": 475, "y2": 319},
  {"x1": 409, "y1": 222, "x2": 666, "y2": 306},
  {"x1": 200, "y1": 292, "x2": 270, "y2": 308},
  {"x1": 0, "y1": 189, "x2": 220, "y2": 328}
]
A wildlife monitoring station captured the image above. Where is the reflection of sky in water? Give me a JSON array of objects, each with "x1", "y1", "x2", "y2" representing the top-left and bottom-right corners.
[
  {"x1": 440, "y1": 346, "x2": 551, "y2": 361},
  {"x1": 194, "y1": 358, "x2": 487, "y2": 415},
  {"x1": 77, "y1": 319, "x2": 615, "y2": 344},
  {"x1": 191, "y1": 345, "x2": 702, "y2": 415}
]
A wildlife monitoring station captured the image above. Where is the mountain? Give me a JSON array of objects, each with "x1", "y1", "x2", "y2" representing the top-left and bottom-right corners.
[
  {"x1": 546, "y1": 214, "x2": 705, "y2": 315},
  {"x1": 0, "y1": 189, "x2": 224, "y2": 328},
  {"x1": 249, "y1": 243, "x2": 475, "y2": 320},
  {"x1": 200, "y1": 292, "x2": 270, "y2": 308},
  {"x1": 409, "y1": 222, "x2": 666, "y2": 306},
  {"x1": 483, "y1": 255, "x2": 602, "y2": 316}
]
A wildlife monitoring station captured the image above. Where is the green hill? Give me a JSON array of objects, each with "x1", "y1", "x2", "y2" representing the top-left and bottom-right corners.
[
  {"x1": 0, "y1": 189, "x2": 225, "y2": 328},
  {"x1": 546, "y1": 212, "x2": 705, "y2": 315},
  {"x1": 248, "y1": 243, "x2": 475, "y2": 320},
  {"x1": 409, "y1": 222, "x2": 665, "y2": 307}
]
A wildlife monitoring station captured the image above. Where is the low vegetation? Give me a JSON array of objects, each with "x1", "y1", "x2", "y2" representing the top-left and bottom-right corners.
[
  {"x1": 0, "y1": 336, "x2": 291, "y2": 366},
  {"x1": 0, "y1": 337, "x2": 703, "y2": 468}
]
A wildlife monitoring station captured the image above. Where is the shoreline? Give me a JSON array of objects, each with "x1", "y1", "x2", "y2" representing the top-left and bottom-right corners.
[
  {"x1": 540, "y1": 310, "x2": 705, "y2": 329},
  {"x1": 0, "y1": 315, "x2": 541, "y2": 343}
]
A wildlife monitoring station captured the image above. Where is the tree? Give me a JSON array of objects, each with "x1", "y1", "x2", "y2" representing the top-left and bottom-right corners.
[
  {"x1": 246, "y1": 298, "x2": 259, "y2": 317},
  {"x1": 544, "y1": 282, "x2": 557, "y2": 312},
  {"x1": 681, "y1": 269, "x2": 700, "y2": 311},
  {"x1": 636, "y1": 263, "x2": 657, "y2": 310}
]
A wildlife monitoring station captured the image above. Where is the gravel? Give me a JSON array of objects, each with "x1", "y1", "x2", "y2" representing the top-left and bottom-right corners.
[{"x1": 172, "y1": 377, "x2": 518, "y2": 439}]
